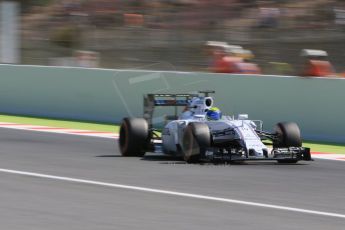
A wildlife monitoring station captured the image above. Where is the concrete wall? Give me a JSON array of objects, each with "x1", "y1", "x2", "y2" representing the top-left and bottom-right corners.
[{"x1": 0, "y1": 64, "x2": 344, "y2": 143}]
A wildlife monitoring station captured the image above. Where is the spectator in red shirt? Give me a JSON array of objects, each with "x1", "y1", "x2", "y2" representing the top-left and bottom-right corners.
[{"x1": 300, "y1": 49, "x2": 335, "y2": 77}]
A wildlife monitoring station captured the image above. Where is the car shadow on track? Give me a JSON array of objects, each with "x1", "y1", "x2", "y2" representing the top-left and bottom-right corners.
[
  {"x1": 141, "y1": 155, "x2": 187, "y2": 164},
  {"x1": 141, "y1": 156, "x2": 311, "y2": 166},
  {"x1": 146, "y1": 158, "x2": 310, "y2": 166},
  {"x1": 95, "y1": 154, "x2": 187, "y2": 164},
  {"x1": 95, "y1": 154, "x2": 309, "y2": 166},
  {"x1": 96, "y1": 155, "x2": 122, "y2": 157}
]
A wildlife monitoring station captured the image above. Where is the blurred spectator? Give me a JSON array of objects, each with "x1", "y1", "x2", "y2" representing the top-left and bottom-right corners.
[
  {"x1": 212, "y1": 52, "x2": 244, "y2": 73},
  {"x1": 206, "y1": 41, "x2": 241, "y2": 73},
  {"x1": 230, "y1": 48, "x2": 261, "y2": 74},
  {"x1": 257, "y1": 3, "x2": 281, "y2": 28},
  {"x1": 334, "y1": 3, "x2": 345, "y2": 28},
  {"x1": 207, "y1": 41, "x2": 261, "y2": 74},
  {"x1": 300, "y1": 49, "x2": 336, "y2": 77},
  {"x1": 124, "y1": 13, "x2": 144, "y2": 27},
  {"x1": 17, "y1": 0, "x2": 345, "y2": 73},
  {"x1": 303, "y1": 60, "x2": 335, "y2": 77}
]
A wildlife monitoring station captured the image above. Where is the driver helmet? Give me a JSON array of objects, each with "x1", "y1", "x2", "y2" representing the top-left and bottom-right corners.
[{"x1": 206, "y1": 107, "x2": 222, "y2": 120}]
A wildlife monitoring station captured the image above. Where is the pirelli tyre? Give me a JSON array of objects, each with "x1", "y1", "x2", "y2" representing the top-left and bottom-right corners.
[
  {"x1": 273, "y1": 122, "x2": 302, "y2": 164},
  {"x1": 119, "y1": 118, "x2": 150, "y2": 157},
  {"x1": 182, "y1": 122, "x2": 211, "y2": 163}
]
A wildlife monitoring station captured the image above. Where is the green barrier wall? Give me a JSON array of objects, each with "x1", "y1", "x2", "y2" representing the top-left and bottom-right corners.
[{"x1": 0, "y1": 64, "x2": 344, "y2": 143}]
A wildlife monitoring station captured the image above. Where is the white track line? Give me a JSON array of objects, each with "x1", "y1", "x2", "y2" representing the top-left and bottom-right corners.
[{"x1": 0, "y1": 168, "x2": 344, "y2": 219}]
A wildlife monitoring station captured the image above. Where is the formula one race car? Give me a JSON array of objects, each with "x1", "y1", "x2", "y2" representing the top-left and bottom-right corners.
[{"x1": 119, "y1": 91, "x2": 311, "y2": 163}]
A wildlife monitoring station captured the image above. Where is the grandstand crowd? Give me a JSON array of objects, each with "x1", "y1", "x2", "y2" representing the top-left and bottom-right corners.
[{"x1": 18, "y1": 0, "x2": 345, "y2": 76}]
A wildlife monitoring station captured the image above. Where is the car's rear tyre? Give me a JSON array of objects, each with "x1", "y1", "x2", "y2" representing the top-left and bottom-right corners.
[
  {"x1": 182, "y1": 122, "x2": 210, "y2": 163},
  {"x1": 119, "y1": 118, "x2": 149, "y2": 157},
  {"x1": 273, "y1": 122, "x2": 302, "y2": 164}
]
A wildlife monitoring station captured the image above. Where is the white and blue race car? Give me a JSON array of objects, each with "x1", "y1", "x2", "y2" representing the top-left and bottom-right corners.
[{"x1": 119, "y1": 91, "x2": 311, "y2": 163}]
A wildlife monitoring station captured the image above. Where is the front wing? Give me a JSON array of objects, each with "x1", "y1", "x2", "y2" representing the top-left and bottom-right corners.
[
  {"x1": 204, "y1": 147, "x2": 312, "y2": 162},
  {"x1": 153, "y1": 140, "x2": 312, "y2": 162}
]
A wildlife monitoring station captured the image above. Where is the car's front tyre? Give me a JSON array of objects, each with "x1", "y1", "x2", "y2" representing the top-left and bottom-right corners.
[
  {"x1": 182, "y1": 122, "x2": 211, "y2": 163},
  {"x1": 273, "y1": 122, "x2": 302, "y2": 164}
]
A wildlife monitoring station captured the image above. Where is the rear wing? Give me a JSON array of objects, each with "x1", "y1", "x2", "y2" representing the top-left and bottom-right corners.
[
  {"x1": 146, "y1": 94, "x2": 197, "y2": 106},
  {"x1": 143, "y1": 91, "x2": 215, "y2": 128},
  {"x1": 143, "y1": 94, "x2": 196, "y2": 128}
]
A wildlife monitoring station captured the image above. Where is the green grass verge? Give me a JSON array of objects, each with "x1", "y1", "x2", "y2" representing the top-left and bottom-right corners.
[
  {"x1": 0, "y1": 114, "x2": 344, "y2": 154},
  {"x1": 302, "y1": 142, "x2": 345, "y2": 154}
]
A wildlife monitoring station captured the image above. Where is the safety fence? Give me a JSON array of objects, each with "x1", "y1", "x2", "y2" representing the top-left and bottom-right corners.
[{"x1": 0, "y1": 64, "x2": 344, "y2": 143}]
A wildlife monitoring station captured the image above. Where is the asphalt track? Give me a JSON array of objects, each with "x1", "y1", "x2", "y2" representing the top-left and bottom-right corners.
[{"x1": 0, "y1": 128, "x2": 344, "y2": 230}]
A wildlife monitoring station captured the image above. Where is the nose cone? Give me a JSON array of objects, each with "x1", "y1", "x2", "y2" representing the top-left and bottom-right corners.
[{"x1": 245, "y1": 139, "x2": 268, "y2": 158}]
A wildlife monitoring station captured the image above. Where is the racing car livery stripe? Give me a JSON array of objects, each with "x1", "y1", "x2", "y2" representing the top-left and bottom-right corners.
[{"x1": 0, "y1": 122, "x2": 343, "y2": 161}]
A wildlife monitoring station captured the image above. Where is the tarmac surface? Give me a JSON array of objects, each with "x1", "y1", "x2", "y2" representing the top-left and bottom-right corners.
[{"x1": 0, "y1": 128, "x2": 344, "y2": 230}]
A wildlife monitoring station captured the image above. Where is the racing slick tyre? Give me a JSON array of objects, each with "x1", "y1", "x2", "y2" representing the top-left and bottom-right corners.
[
  {"x1": 273, "y1": 122, "x2": 302, "y2": 164},
  {"x1": 182, "y1": 122, "x2": 211, "y2": 163},
  {"x1": 119, "y1": 118, "x2": 150, "y2": 157}
]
